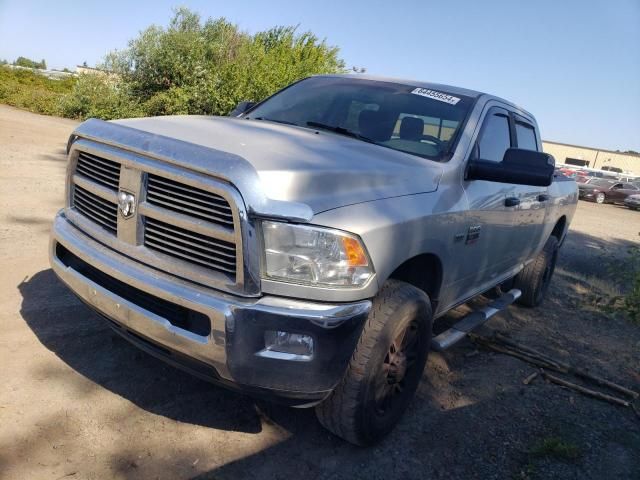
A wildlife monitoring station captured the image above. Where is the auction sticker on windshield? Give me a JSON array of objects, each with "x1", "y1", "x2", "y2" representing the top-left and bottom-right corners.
[{"x1": 410, "y1": 88, "x2": 460, "y2": 105}]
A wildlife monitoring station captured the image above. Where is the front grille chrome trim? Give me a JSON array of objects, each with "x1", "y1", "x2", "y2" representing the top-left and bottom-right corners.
[{"x1": 65, "y1": 139, "x2": 257, "y2": 296}]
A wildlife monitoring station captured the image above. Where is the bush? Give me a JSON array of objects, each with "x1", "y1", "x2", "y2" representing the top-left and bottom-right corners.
[
  {"x1": 2, "y1": 8, "x2": 346, "y2": 121},
  {"x1": 604, "y1": 245, "x2": 640, "y2": 324},
  {"x1": 59, "y1": 7, "x2": 346, "y2": 120},
  {"x1": 14, "y1": 56, "x2": 46, "y2": 69},
  {"x1": 0, "y1": 67, "x2": 75, "y2": 116},
  {"x1": 58, "y1": 74, "x2": 142, "y2": 120}
]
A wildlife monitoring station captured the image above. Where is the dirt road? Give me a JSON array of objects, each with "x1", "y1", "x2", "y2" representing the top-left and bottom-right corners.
[{"x1": 1, "y1": 105, "x2": 638, "y2": 480}]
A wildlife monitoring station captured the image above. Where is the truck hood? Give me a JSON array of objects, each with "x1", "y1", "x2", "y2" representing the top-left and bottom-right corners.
[{"x1": 99, "y1": 115, "x2": 443, "y2": 216}]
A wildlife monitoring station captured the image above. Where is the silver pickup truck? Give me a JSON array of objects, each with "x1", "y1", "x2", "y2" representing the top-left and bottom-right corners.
[{"x1": 50, "y1": 75, "x2": 578, "y2": 445}]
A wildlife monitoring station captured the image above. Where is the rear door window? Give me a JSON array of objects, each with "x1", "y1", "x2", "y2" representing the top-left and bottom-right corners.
[{"x1": 515, "y1": 121, "x2": 538, "y2": 151}]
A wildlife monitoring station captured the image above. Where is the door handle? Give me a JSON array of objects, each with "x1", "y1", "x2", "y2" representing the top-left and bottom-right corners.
[
  {"x1": 505, "y1": 197, "x2": 520, "y2": 207},
  {"x1": 537, "y1": 194, "x2": 549, "y2": 202}
]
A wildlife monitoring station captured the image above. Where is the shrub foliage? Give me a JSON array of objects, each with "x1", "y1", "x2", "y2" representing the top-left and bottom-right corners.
[
  {"x1": 59, "y1": 8, "x2": 346, "y2": 120},
  {"x1": 0, "y1": 67, "x2": 75, "y2": 116}
]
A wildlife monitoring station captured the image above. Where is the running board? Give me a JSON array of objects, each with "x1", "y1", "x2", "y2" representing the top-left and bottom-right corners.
[{"x1": 430, "y1": 289, "x2": 522, "y2": 351}]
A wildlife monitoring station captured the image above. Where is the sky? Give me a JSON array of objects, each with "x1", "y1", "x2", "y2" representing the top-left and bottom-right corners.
[{"x1": 1, "y1": 0, "x2": 638, "y2": 151}]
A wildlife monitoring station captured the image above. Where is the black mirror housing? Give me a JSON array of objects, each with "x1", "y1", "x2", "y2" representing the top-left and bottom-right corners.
[
  {"x1": 228, "y1": 101, "x2": 256, "y2": 117},
  {"x1": 466, "y1": 148, "x2": 555, "y2": 187}
]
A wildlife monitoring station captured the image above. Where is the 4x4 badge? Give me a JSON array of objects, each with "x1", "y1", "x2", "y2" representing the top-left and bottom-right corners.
[{"x1": 117, "y1": 191, "x2": 136, "y2": 219}]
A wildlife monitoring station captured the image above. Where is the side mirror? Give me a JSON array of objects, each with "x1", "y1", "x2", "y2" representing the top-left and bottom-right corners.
[
  {"x1": 466, "y1": 148, "x2": 555, "y2": 187},
  {"x1": 228, "y1": 101, "x2": 256, "y2": 117}
]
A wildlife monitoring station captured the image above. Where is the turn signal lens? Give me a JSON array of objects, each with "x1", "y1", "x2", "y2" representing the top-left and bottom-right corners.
[{"x1": 342, "y1": 236, "x2": 368, "y2": 267}]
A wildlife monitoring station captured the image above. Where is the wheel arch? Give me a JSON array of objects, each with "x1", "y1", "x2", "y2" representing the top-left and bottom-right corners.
[
  {"x1": 387, "y1": 253, "x2": 443, "y2": 310},
  {"x1": 550, "y1": 215, "x2": 567, "y2": 245}
]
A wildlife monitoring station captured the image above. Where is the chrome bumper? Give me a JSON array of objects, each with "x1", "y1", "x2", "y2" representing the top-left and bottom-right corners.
[{"x1": 50, "y1": 210, "x2": 371, "y2": 402}]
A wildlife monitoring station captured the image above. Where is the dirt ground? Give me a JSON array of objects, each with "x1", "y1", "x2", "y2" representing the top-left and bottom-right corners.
[{"x1": 1, "y1": 104, "x2": 638, "y2": 480}]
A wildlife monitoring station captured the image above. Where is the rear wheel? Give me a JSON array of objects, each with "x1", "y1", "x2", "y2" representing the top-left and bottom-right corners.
[
  {"x1": 315, "y1": 280, "x2": 432, "y2": 446},
  {"x1": 515, "y1": 236, "x2": 559, "y2": 307},
  {"x1": 595, "y1": 192, "x2": 606, "y2": 204}
]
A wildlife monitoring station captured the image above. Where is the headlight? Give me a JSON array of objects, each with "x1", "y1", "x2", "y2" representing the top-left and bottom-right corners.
[{"x1": 262, "y1": 221, "x2": 373, "y2": 287}]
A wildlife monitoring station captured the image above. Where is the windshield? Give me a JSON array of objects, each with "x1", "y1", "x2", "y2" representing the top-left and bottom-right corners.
[{"x1": 246, "y1": 76, "x2": 475, "y2": 161}]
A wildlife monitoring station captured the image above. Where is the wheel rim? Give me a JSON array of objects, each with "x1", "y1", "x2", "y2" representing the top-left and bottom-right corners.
[
  {"x1": 374, "y1": 320, "x2": 420, "y2": 416},
  {"x1": 596, "y1": 193, "x2": 605, "y2": 204}
]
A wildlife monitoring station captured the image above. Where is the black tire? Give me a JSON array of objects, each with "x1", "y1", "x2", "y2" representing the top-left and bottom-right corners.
[
  {"x1": 315, "y1": 280, "x2": 432, "y2": 446},
  {"x1": 595, "y1": 192, "x2": 606, "y2": 204},
  {"x1": 514, "y1": 236, "x2": 559, "y2": 307}
]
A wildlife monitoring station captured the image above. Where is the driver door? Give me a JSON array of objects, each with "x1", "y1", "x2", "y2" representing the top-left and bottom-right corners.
[
  {"x1": 609, "y1": 182, "x2": 638, "y2": 203},
  {"x1": 458, "y1": 106, "x2": 522, "y2": 295}
]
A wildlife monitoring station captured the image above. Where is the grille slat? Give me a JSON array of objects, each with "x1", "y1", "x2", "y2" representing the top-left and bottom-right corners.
[
  {"x1": 145, "y1": 234, "x2": 236, "y2": 267},
  {"x1": 146, "y1": 194, "x2": 234, "y2": 226},
  {"x1": 145, "y1": 240, "x2": 236, "y2": 273},
  {"x1": 147, "y1": 174, "x2": 234, "y2": 227},
  {"x1": 148, "y1": 175, "x2": 231, "y2": 208},
  {"x1": 78, "y1": 159, "x2": 119, "y2": 177},
  {"x1": 74, "y1": 196, "x2": 117, "y2": 226},
  {"x1": 145, "y1": 222, "x2": 236, "y2": 253},
  {"x1": 147, "y1": 188, "x2": 233, "y2": 218},
  {"x1": 72, "y1": 185, "x2": 118, "y2": 233},
  {"x1": 71, "y1": 150, "x2": 240, "y2": 281},
  {"x1": 145, "y1": 227, "x2": 236, "y2": 259},
  {"x1": 74, "y1": 189, "x2": 117, "y2": 218},
  {"x1": 76, "y1": 152, "x2": 120, "y2": 190},
  {"x1": 78, "y1": 151, "x2": 121, "y2": 172},
  {"x1": 144, "y1": 217, "x2": 236, "y2": 277}
]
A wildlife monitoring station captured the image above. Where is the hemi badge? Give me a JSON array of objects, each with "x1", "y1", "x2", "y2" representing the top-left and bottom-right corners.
[{"x1": 466, "y1": 225, "x2": 481, "y2": 244}]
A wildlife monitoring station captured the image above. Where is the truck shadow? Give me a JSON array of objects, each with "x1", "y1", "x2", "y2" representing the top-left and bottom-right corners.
[
  {"x1": 18, "y1": 269, "x2": 270, "y2": 434},
  {"x1": 16, "y1": 227, "x2": 640, "y2": 479}
]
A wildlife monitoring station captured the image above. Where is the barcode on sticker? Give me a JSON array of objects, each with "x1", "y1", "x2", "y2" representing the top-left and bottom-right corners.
[{"x1": 411, "y1": 88, "x2": 460, "y2": 105}]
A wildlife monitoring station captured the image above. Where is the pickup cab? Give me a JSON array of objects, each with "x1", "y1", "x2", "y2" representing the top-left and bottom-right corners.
[{"x1": 50, "y1": 75, "x2": 578, "y2": 445}]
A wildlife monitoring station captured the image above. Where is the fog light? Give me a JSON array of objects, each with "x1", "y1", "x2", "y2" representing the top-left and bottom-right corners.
[{"x1": 261, "y1": 330, "x2": 314, "y2": 360}]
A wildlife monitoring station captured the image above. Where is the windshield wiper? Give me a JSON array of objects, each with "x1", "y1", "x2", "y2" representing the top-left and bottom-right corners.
[
  {"x1": 306, "y1": 121, "x2": 377, "y2": 145},
  {"x1": 251, "y1": 117, "x2": 298, "y2": 126}
]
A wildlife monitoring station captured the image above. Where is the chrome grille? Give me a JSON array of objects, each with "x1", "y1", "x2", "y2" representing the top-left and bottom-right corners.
[
  {"x1": 68, "y1": 145, "x2": 243, "y2": 291},
  {"x1": 76, "y1": 152, "x2": 120, "y2": 190},
  {"x1": 144, "y1": 217, "x2": 237, "y2": 277},
  {"x1": 72, "y1": 185, "x2": 118, "y2": 234},
  {"x1": 146, "y1": 174, "x2": 234, "y2": 228}
]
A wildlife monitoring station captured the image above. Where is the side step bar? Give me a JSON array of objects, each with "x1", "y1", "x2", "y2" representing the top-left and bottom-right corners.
[{"x1": 431, "y1": 289, "x2": 522, "y2": 351}]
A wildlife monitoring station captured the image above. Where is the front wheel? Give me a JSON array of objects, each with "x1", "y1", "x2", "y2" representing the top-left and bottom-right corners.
[
  {"x1": 595, "y1": 192, "x2": 606, "y2": 204},
  {"x1": 515, "y1": 236, "x2": 559, "y2": 307},
  {"x1": 315, "y1": 280, "x2": 432, "y2": 446}
]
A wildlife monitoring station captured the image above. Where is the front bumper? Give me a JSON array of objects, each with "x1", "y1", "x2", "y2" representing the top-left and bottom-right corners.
[
  {"x1": 50, "y1": 211, "x2": 371, "y2": 405},
  {"x1": 578, "y1": 190, "x2": 595, "y2": 200}
]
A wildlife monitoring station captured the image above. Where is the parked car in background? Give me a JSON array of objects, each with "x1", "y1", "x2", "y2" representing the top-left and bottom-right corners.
[
  {"x1": 617, "y1": 175, "x2": 639, "y2": 183},
  {"x1": 575, "y1": 175, "x2": 592, "y2": 184},
  {"x1": 624, "y1": 194, "x2": 640, "y2": 210},
  {"x1": 556, "y1": 166, "x2": 578, "y2": 178},
  {"x1": 578, "y1": 179, "x2": 640, "y2": 204},
  {"x1": 583, "y1": 169, "x2": 618, "y2": 180}
]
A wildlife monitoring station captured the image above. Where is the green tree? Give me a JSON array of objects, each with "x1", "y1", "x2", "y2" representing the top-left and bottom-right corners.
[
  {"x1": 13, "y1": 56, "x2": 47, "y2": 69},
  {"x1": 84, "y1": 7, "x2": 346, "y2": 119}
]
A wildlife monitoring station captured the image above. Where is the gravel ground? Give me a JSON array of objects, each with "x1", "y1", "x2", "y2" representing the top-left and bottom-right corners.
[{"x1": 0, "y1": 105, "x2": 638, "y2": 480}]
